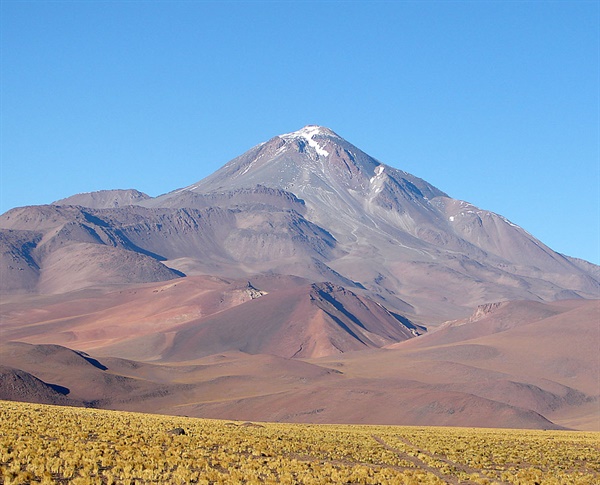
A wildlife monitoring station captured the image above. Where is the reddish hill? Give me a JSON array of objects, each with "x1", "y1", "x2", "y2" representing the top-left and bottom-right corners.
[
  {"x1": 161, "y1": 282, "x2": 416, "y2": 360},
  {"x1": 0, "y1": 276, "x2": 417, "y2": 360},
  {"x1": 0, "y1": 365, "x2": 74, "y2": 406}
]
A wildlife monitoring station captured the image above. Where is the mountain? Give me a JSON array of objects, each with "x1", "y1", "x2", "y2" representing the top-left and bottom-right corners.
[
  {"x1": 1, "y1": 125, "x2": 597, "y2": 323},
  {"x1": 167, "y1": 125, "x2": 596, "y2": 320},
  {"x1": 1, "y1": 125, "x2": 598, "y2": 430}
]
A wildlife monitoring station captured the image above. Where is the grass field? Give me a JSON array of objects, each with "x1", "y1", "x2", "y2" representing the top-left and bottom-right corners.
[{"x1": 0, "y1": 400, "x2": 598, "y2": 484}]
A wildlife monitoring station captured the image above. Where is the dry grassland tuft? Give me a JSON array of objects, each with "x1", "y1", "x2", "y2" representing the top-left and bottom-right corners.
[{"x1": 0, "y1": 400, "x2": 598, "y2": 484}]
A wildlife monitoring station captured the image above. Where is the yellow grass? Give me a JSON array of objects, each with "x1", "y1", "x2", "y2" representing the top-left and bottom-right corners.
[{"x1": 0, "y1": 400, "x2": 598, "y2": 484}]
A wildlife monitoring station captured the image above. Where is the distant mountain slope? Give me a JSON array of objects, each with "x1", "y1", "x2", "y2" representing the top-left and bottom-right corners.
[
  {"x1": 0, "y1": 205, "x2": 184, "y2": 293},
  {"x1": 53, "y1": 189, "x2": 150, "y2": 208},
  {"x1": 0, "y1": 203, "x2": 343, "y2": 295},
  {"x1": 0, "y1": 229, "x2": 41, "y2": 292},
  {"x1": 384, "y1": 299, "x2": 600, "y2": 429},
  {"x1": 0, "y1": 342, "x2": 191, "y2": 409}
]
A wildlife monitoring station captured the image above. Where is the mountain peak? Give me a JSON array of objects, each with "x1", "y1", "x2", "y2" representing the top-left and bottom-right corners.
[
  {"x1": 280, "y1": 125, "x2": 340, "y2": 139},
  {"x1": 278, "y1": 125, "x2": 340, "y2": 158}
]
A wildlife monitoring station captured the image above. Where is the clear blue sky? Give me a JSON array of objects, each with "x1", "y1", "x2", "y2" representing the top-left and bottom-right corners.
[{"x1": 1, "y1": 1, "x2": 598, "y2": 264}]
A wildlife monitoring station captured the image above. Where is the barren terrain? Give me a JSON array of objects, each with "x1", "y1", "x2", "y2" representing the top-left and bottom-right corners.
[
  {"x1": 1, "y1": 282, "x2": 597, "y2": 430},
  {"x1": 1, "y1": 126, "x2": 598, "y2": 430}
]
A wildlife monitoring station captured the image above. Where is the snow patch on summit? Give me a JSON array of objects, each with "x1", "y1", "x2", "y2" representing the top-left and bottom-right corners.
[{"x1": 280, "y1": 125, "x2": 331, "y2": 158}]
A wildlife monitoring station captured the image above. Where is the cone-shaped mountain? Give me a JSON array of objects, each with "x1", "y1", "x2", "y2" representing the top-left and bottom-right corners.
[{"x1": 1, "y1": 125, "x2": 597, "y2": 322}]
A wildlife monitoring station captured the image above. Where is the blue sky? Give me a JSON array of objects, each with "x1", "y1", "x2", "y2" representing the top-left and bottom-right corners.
[{"x1": 1, "y1": 1, "x2": 598, "y2": 264}]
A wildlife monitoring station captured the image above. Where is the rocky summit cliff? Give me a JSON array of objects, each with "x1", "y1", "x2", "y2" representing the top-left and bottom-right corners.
[{"x1": 1, "y1": 125, "x2": 597, "y2": 322}]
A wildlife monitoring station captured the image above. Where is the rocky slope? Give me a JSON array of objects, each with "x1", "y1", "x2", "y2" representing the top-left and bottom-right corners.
[{"x1": 53, "y1": 189, "x2": 150, "y2": 208}]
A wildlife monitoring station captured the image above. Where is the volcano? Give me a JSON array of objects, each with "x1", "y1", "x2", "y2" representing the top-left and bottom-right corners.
[
  {"x1": 3, "y1": 125, "x2": 595, "y2": 320},
  {"x1": 1, "y1": 126, "x2": 597, "y2": 430}
]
